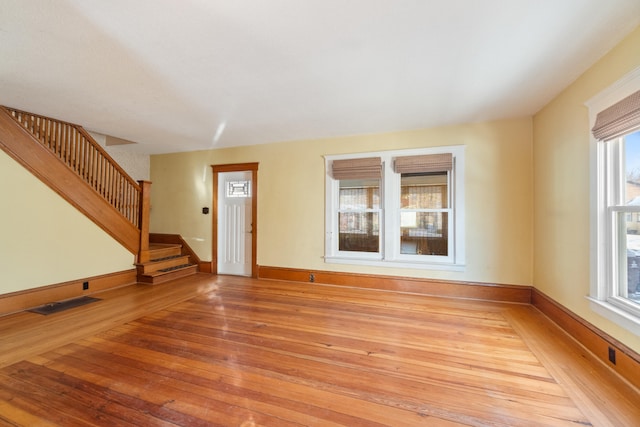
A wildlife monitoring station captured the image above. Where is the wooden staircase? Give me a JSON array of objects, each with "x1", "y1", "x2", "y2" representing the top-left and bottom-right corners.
[
  {"x1": 0, "y1": 105, "x2": 200, "y2": 285},
  {"x1": 136, "y1": 243, "x2": 198, "y2": 284}
]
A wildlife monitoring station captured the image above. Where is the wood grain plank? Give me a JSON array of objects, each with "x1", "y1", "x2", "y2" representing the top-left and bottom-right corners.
[
  {"x1": 0, "y1": 275, "x2": 638, "y2": 426},
  {"x1": 99, "y1": 320, "x2": 584, "y2": 426}
]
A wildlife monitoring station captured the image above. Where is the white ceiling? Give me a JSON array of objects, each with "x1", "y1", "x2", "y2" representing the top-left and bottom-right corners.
[{"x1": 1, "y1": 1, "x2": 639, "y2": 154}]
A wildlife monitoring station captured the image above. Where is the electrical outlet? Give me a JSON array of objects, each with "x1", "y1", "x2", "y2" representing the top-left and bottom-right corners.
[
  {"x1": 309, "y1": 273, "x2": 315, "y2": 283},
  {"x1": 83, "y1": 281, "x2": 89, "y2": 290},
  {"x1": 608, "y1": 347, "x2": 616, "y2": 365}
]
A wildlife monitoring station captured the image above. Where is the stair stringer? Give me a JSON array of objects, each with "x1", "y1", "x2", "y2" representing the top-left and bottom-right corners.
[{"x1": 0, "y1": 108, "x2": 140, "y2": 254}]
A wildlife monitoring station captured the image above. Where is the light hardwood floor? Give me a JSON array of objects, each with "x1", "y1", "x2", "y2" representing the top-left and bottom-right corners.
[{"x1": 0, "y1": 273, "x2": 638, "y2": 426}]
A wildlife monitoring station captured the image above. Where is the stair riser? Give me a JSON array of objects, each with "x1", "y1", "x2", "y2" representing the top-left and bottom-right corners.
[
  {"x1": 139, "y1": 265, "x2": 198, "y2": 285},
  {"x1": 137, "y1": 256, "x2": 191, "y2": 274},
  {"x1": 138, "y1": 243, "x2": 197, "y2": 283},
  {"x1": 148, "y1": 247, "x2": 182, "y2": 259}
]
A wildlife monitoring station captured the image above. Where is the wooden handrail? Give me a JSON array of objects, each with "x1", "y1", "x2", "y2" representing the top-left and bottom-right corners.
[{"x1": 1, "y1": 106, "x2": 142, "y2": 228}]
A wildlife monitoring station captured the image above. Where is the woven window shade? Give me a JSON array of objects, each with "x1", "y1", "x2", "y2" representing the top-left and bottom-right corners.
[
  {"x1": 332, "y1": 157, "x2": 382, "y2": 180},
  {"x1": 592, "y1": 90, "x2": 640, "y2": 141},
  {"x1": 394, "y1": 153, "x2": 452, "y2": 174}
]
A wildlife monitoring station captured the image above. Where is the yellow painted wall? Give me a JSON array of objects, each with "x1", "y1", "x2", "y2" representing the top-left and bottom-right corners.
[
  {"x1": 151, "y1": 117, "x2": 533, "y2": 285},
  {"x1": 533, "y1": 26, "x2": 640, "y2": 352},
  {"x1": 0, "y1": 150, "x2": 135, "y2": 295}
]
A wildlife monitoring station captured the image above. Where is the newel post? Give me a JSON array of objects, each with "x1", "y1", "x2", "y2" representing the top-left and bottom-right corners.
[{"x1": 138, "y1": 180, "x2": 152, "y2": 263}]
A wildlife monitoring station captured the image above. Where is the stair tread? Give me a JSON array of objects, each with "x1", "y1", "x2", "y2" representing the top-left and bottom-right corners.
[
  {"x1": 145, "y1": 244, "x2": 183, "y2": 261},
  {"x1": 149, "y1": 254, "x2": 187, "y2": 263},
  {"x1": 138, "y1": 263, "x2": 198, "y2": 285},
  {"x1": 140, "y1": 243, "x2": 197, "y2": 284},
  {"x1": 136, "y1": 254, "x2": 188, "y2": 267},
  {"x1": 141, "y1": 264, "x2": 197, "y2": 277}
]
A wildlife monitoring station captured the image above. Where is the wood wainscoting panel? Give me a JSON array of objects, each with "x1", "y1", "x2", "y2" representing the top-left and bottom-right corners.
[
  {"x1": 532, "y1": 288, "x2": 640, "y2": 390},
  {"x1": 0, "y1": 269, "x2": 137, "y2": 316},
  {"x1": 258, "y1": 265, "x2": 532, "y2": 303}
]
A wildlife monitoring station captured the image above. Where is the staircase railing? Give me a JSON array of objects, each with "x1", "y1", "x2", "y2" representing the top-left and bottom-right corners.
[
  {"x1": 1, "y1": 106, "x2": 150, "y2": 261},
  {"x1": 2, "y1": 106, "x2": 142, "y2": 226}
]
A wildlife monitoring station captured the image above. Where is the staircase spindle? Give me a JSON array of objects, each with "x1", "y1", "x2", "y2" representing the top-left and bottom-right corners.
[{"x1": 1, "y1": 106, "x2": 143, "y2": 231}]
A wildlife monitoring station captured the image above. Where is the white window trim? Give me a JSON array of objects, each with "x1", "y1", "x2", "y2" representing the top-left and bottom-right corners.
[
  {"x1": 324, "y1": 146, "x2": 465, "y2": 271},
  {"x1": 586, "y1": 66, "x2": 640, "y2": 334}
]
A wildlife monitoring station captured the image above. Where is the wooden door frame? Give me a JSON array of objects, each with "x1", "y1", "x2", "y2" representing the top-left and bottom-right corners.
[{"x1": 212, "y1": 162, "x2": 259, "y2": 278}]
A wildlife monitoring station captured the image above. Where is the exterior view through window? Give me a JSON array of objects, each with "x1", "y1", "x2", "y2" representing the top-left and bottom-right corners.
[
  {"x1": 400, "y1": 172, "x2": 448, "y2": 256},
  {"x1": 621, "y1": 130, "x2": 640, "y2": 305},
  {"x1": 338, "y1": 178, "x2": 380, "y2": 252}
]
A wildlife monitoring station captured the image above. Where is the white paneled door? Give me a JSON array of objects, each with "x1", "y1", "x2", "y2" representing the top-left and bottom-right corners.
[{"x1": 217, "y1": 171, "x2": 252, "y2": 276}]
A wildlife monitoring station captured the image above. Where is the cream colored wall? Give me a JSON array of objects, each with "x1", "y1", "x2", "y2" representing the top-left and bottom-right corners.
[
  {"x1": 0, "y1": 150, "x2": 135, "y2": 295},
  {"x1": 533, "y1": 26, "x2": 640, "y2": 352},
  {"x1": 151, "y1": 117, "x2": 533, "y2": 285}
]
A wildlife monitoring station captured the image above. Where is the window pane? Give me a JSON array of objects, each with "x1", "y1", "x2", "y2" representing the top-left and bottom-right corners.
[
  {"x1": 339, "y1": 212, "x2": 379, "y2": 252},
  {"x1": 400, "y1": 212, "x2": 448, "y2": 255},
  {"x1": 226, "y1": 180, "x2": 250, "y2": 198},
  {"x1": 618, "y1": 211, "x2": 640, "y2": 303},
  {"x1": 400, "y1": 172, "x2": 449, "y2": 256},
  {"x1": 339, "y1": 179, "x2": 380, "y2": 210},
  {"x1": 401, "y1": 172, "x2": 447, "y2": 209},
  {"x1": 623, "y1": 130, "x2": 640, "y2": 303},
  {"x1": 625, "y1": 130, "x2": 640, "y2": 203}
]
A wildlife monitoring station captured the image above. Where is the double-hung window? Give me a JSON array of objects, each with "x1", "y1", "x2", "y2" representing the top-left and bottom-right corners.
[
  {"x1": 333, "y1": 157, "x2": 382, "y2": 256},
  {"x1": 588, "y1": 67, "x2": 640, "y2": 333},
  {"x1": 325, "y1": 146, "x2": 465, "y2": 271}
]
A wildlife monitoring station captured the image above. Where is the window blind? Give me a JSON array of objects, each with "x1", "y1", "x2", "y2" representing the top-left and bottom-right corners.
[
  {"x1": 394, "y1": 153, "x2": 453, "y2": 174},
  {"x1": 332, "y1": 157, "x2": 382, "y2": 180},
  {"x1": 592, "y1": 89, "x2": 640, "y2": 141}
]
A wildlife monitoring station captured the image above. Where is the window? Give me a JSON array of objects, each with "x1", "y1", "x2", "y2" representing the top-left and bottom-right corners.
[
  {"x1": 227, "y1": 180, "x2": 250, "y2": 197},
  {"x1": 338, "y1": 178, "x2": 380, "y2": 252},
  {"x1": 588, "y1": 66, "x2": 640, "y2": 333},
  {"x1": 325, "y1": 147, "x2": 465, "y2": 270},
  {"x1": 400, "y1": 172, "x2": 449, "y2": 256}
]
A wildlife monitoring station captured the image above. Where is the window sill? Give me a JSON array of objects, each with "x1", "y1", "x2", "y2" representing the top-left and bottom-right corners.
[
  {"x1": 324, "y1": 256, "x2": 465, "y2": 272},
  {"x1": 587, "y1": 296, "x2": 640, "y2": 335}
]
